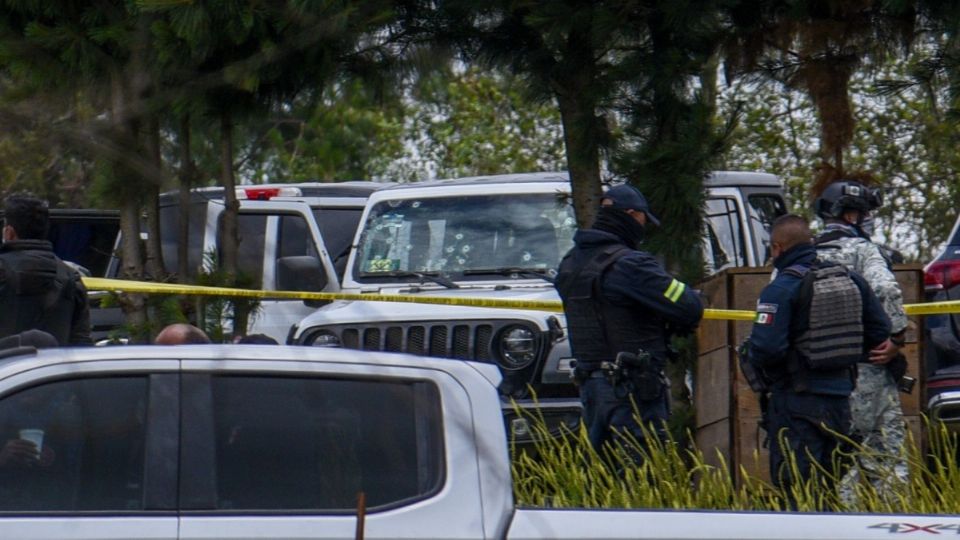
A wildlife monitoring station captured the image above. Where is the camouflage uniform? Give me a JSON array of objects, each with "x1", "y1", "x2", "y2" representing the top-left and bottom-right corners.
[{"x1": 815, "y1": 222, "x2": 908, "y2": 506}]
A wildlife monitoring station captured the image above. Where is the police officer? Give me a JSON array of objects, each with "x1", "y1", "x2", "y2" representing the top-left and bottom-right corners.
[
  {"x1": 744, "y1": 214, "x2": 890, "y2": 502},
  {"x1": 813, "y1": 179, "x2": 909, "y2": 504},
  {"x1": 0, "y1": 194, "x2": 91, "y2": 346},
  {"x1": 555, "y1": 184, "x2": 703, "y2": 454}
]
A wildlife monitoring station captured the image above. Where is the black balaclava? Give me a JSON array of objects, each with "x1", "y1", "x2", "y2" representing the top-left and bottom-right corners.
[
  {"x1": 592, "y1": 206, "x2": 646, "y2": 248},
  {"x1": 829, "y1": 210, "x2": 870, "y2": 240}
]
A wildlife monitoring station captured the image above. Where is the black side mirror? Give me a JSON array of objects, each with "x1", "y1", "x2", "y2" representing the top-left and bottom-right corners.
[{"x1": 276, "y1": 256, "x2": 329, "y2": 307}]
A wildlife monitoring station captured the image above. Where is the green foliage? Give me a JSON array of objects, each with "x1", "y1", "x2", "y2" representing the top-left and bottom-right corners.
[
  {"x1": 612, "y1": 1, "x2": 731, "y2": 283},
  {"x1": 194, "y1": 249, "x2": 261, "y2": 342},
  {"x1": 720, "y1": 44, "x2": 960, "y2": 260},
  {"x1": 513, "y1": 409, "x2": 960, "y2": 514},
  {"x1": 719, "y1": 80, "x2": 818, "y2": 215},
  {"x1": 96, "y1": 291, "x2": 187, "y2": 344},
  {"x1": 512, "y1": 406, "x2": 781, "y2": 510},
  {"x1": 245, "y1": 81, "x2": 406, "y2": 182},
  {"x1": 400, "y1": 69, "x2": 566, "y2": 181},
  {"x1": 722, "y1": 0, "x2": 916, "y2": 172},
  {"x1": 0, "y1": 0, "x2": 957, "y2": 270}
]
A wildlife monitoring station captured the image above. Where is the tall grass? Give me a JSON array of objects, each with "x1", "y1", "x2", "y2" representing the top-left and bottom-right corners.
[{"x1": 511, "y1": 410, "x2": 960, "y2": 514}]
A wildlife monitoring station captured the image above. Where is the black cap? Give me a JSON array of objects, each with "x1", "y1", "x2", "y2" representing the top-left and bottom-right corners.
[{"x1": 603, "y1": 184, "x2": 661, "y2": 226}]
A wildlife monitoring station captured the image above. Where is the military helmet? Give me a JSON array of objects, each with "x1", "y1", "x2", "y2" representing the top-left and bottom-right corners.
[{"x1": 813, "y1": 180, "x2": 882, "y2": 220}]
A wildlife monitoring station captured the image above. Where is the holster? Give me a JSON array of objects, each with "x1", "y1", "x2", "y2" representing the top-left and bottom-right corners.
[
  {"x1": 570, "y1": 360, "x2": 587, "y2": 386},
  {"x1": 606, "y1": 349, "x2": 665, "y2": 401}
]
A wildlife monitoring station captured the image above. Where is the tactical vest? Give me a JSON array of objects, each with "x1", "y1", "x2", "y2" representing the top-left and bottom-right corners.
[
  {"x1": 0, "y1": 247, "x2": 80, "y2": 346},
  {"x1": 555, "y1": 244, "x2": 664, "y2": 372},
  {"x1": 782, "y1": 262, "x2": 862, "y2": 394}
]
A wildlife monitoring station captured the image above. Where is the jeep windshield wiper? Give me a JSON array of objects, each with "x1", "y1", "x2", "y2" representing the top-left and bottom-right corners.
[
  {"x1": 363, "y1": 270, "x2": 460, "y2": 289},
  {"x1": 462, "y1": 267, "x2": 555, "y2": 283}
]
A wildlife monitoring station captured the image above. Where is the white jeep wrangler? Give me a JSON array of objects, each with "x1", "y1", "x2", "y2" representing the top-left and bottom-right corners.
[{"x1": 290, "y1": 171, "x2": 786, "y2": 441}]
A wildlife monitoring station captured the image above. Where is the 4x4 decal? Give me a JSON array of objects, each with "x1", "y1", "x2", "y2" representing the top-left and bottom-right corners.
[{"x1": 870, "y1": 522, "x2": 960, "y2": 534}]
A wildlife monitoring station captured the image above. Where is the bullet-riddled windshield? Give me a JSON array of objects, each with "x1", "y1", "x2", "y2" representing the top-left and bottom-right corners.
[{"x1": 354, "y1": 193, "x2": 576, "y2": 282}]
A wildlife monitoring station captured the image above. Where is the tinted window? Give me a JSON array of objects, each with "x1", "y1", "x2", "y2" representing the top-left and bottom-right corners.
[
  {"x1": 0, "y1": 377, "x2": 148, "y2": 511},
  {"x1": 278, "y1": 214, "x2": 320, "y2": 259},
  {"x1": 210, "y1": 375, "x2": 443, "y2": 511},
  {"x1": 217, "y1": 214, "x2": 267, "y2": 286},
  {"x1": 48, "y1": 219, "x2": 119, "y2": 277},
  {"x1": 704, "y1": 198, "x2": 746, "y2": 273},
  {"x1": 747, "y1": 195, "x2": 787, "y2": 265},
  {"x1": 312, "y1": 207, "x2": 364, "y2": 263},
  {"x1": 160, "y1": 201, "x2": 208, "y2": 279}
]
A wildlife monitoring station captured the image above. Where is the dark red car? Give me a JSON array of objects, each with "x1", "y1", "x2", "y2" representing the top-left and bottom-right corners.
[{"x1": 924, "y1": 217, "x2": 960, "y2": 429}]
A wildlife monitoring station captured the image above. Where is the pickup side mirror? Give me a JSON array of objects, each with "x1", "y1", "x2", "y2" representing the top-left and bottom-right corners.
[{"x1": 276, "y1": 256, "x2": 329, "y2": 307}]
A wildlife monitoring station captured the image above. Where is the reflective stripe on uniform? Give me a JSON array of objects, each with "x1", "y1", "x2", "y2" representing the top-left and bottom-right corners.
[{"x1": 664, "y1": 279, "x2": 685, "y2": 303}]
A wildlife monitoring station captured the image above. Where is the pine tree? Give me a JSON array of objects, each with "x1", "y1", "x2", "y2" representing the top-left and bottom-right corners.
[
  {"x1": 0, "y1": 1, "x2": 164, "y2": 338},
  {"x1": 724, "y1": 0, "x2": 916, "y2": 190}
]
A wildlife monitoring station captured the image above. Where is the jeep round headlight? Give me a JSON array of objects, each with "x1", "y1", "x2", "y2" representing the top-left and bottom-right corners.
[
  {"x1": 496, "y1": 325, "x2": 537, "y2": 370},
  {"x1": 311, "y1": 331, "x2": 341, "y2": 347}
]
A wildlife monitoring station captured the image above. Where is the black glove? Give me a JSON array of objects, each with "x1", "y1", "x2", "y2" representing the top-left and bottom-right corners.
[
  {"x1": 737, "y1": 338, "x2": 769, "y2": 393},
  {"x1": 886, "y1": 352, "x2": 908, "y2": 381}
]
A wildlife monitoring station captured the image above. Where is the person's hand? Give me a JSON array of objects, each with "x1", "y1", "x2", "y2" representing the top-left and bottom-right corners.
[
  {"x1": 0, "y1": 438, "x2": 39, "y2": 467},
  {"x1": 869, "y1": 338, "x2": 900, "y2": 365}
]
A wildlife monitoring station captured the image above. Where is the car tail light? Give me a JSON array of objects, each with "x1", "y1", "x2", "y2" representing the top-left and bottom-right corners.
[
  {"x1": 237, "y1": 187, "x2": 302, "y2": 200},
  {"x1": 927, "y1": 377, "x2": 960, "y2": 389},
  {"x1": 925, "y1": 259, "x2": 960, "y2": 293}
]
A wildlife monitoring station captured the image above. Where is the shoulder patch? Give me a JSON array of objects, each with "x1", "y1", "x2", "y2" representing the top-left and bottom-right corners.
[
  {"x1": 756, "y1": 302, "x2": 778, "y2": 314},
  {"x1": 755, "y1": 312, "x2": 775, "y2": 326}
]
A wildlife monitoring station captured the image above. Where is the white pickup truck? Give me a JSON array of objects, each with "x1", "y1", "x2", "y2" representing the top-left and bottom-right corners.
[
  {"x1": 103, "y1": 182, "x2": 385, "y2": 342},
  {"x1": 0, "y1": 344, "x2": 948, "y2": 539}
]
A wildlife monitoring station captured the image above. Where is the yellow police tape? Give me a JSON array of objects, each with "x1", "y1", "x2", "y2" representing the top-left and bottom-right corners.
[{"x1": 82, "y1": 277, "x2": 959, "y2": 321}]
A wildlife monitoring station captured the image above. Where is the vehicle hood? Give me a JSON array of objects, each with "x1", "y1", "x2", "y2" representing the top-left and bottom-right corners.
[{"x1": 295, "y1": 284, "x2": 562, "y2": 332}]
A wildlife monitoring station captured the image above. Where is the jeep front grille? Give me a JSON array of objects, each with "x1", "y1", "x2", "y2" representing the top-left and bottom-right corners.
[{"x1": 308, "y1": 321, "x2": 539, "y2": 362}]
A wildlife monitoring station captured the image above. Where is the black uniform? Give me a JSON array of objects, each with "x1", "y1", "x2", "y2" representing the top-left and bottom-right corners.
[
  {"x1": 556, "y1": 220, "x2": 703, "y2": 452},
  {"x1": 0, "y1": 240, "x2": 91, "y2": 346},
  {"x1": 745, "y1": 243, "x2": 890, "y2": 499}
]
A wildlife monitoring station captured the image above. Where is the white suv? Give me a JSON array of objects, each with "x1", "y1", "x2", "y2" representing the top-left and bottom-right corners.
[{"x1": 291, "y1": 172, "x2": 786, "y2": 441}]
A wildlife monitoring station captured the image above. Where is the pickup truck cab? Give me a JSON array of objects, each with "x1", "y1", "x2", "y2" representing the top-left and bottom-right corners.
[
  {"x1": 291, "y1": 171, "x2": 787, "y2": 442},
  {"x1": 0, "y1": 344, "x2": 947, "y2": 539}
]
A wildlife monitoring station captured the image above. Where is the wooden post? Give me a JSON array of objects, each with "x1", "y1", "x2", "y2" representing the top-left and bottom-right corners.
[{"x1": 355, "y1": 491, "x2": 366, "y2": 540}]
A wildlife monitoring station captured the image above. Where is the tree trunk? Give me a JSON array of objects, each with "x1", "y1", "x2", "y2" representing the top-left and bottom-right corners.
[
  {"x1": 143, "y1": 113, "x2": 165, "y2": 280},
  {"x1": 552, "y1": 23, "x2": 604, "y2": 229},
  {"x1": 557, "y1": 94, "x2": 604, "y2": 229},
  {"x1": 218, "y1": 109, "x2": 249, "y2": 337},
  {"x1": 219, "y1": 109, "x2": 239, "y2": 282},
  {"x1": 699, "y1": 49, "x2": 720, "y2": 118},
  {"x1": 803, "y1": 56, "x2": 855, "y2": 175},
  {"x1": 108, "y1": 68, "x2": 148, "y2": 340},
  {"x1": 177, "y1": 115, "x2": 195, "y2": 283}
]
